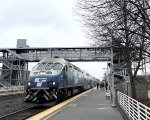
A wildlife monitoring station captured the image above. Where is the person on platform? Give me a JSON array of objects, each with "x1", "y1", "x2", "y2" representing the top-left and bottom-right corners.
[
  {"x1": 96, "y1": 82, "x2": 100, "y2": 90},
  {"x1": 105, "y1": 82, "x2": 108, "y2": 91},
  {"x1": 100, "y1": 82, "x2": 104, "y2": 89}
]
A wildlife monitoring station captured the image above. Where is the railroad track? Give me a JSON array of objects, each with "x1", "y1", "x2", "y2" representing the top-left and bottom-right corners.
[
  {"x1": 0, "y1": 90, "x2": 74, "y2": 119},
  {"x1": 0, "y1": 89, "x2": 90, "y2": 120},
  {"x1": 0, "y1": 92, "x2": 25, "y2": 102},
  {"x1": 0, "y1": 101, "x2": 56, "y2": 120}
]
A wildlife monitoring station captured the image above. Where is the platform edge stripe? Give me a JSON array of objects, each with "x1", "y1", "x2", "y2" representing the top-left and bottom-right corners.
[{"x1": 26, "y1": 89, "x2": 92, "y2": 120}]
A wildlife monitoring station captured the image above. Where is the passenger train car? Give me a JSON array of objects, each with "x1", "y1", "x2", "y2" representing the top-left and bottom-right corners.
[{"x1": 25, "y1": 57, "x2": 98, "y2": 103}]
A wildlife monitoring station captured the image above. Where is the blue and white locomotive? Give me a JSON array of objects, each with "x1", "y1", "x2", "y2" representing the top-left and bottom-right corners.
[{"x1": 25, "y1": 57, "x2": 98, "y2": 103}]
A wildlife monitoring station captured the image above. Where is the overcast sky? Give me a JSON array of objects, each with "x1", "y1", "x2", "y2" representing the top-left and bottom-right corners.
[{"x1": 0, "y1": 0, "x2": 107, "y2": 79}]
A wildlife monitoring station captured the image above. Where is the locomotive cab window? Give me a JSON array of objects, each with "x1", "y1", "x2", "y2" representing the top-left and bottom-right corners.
[
  {"x1": 63, "y1": 65, "x2": 68, "y2": 71},
  {"x1": 53, "y1": 63, "x2": 63, "y2": 70},
  {"x1": 65, "y1": 66, "x2": 68, "y2": 71}
]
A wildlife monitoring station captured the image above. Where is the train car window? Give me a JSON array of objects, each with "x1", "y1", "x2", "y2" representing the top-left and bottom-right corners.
[
  {"x1": 53, "y1": 63, "x2": 63, "y2": 70},
  {"x1": 45, "y1": 63, "x2": 53, "y2": 70},
  {"x1": 37, "y1": 63, "x2": 47, "y2": 70}
]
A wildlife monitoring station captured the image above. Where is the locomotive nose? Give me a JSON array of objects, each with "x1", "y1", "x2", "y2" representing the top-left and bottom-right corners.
[{"x1": 27, "y1": 75, "x2": 59, "y2": 89}]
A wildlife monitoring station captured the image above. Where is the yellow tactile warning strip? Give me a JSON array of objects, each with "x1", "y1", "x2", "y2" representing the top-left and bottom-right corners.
[{"x1": 27, "y1": 89, "x2": 93, "y2": 120}]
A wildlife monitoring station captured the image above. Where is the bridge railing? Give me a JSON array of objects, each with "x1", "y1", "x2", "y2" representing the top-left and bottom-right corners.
[{"x1": 117, "y1": 91, "x2": 150, "y2": 120}]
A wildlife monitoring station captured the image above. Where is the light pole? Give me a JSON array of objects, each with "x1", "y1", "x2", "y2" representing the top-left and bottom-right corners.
[
  {"x1": 102, "y1": 45, "x2": 116, "y2": 106},
  {"x1": 111, "y1": 45, "x2": 116, "y2": 107},
  {"x1": 100, "y1": 30, "x2": 116, "y2": 106}
]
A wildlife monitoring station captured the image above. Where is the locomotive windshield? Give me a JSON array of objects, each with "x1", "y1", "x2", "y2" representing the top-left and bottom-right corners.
[
  {"x1": 33, "y1": 62, "x2": 63, "y2": 70},
  {"x1": 53, "y1": 63, "x2": 63, "y2": 70},
  {"x1": 45, "y1": 63, "x2": 53, "y2": 70},
  {"x1": 37, "y1": 63, "x2": 47, "y2": 70}
]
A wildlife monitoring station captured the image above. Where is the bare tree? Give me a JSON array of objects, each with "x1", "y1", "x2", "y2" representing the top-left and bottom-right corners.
[{"x1": 75, "y1": 0, "x2": 150, "y2": 99}]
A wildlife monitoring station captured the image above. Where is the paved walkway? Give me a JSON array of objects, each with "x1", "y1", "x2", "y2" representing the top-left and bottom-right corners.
[{"x1": 45, "y1": 89, "x2": 124, "y2": 120}]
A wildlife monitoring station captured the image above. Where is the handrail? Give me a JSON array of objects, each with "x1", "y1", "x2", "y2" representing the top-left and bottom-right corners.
[{"x1": 117, "y1": 91, "x2": 150, "y2": 120}]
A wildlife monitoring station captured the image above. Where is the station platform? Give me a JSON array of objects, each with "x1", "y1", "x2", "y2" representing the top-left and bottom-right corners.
[{"x1": 29, "y1": 88, "x2": 124, "y2": 120}]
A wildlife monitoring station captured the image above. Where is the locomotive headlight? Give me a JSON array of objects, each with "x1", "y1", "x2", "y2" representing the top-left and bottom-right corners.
[
  {"x1": 28, "y1": 82, "x2": 31, "y2": 86},
  {"x1": 48, "y1": 81, "x2": 56, "y2": 85},
  {"x1": 52, "y1": 82, "x2": 56, "y2": 85}
]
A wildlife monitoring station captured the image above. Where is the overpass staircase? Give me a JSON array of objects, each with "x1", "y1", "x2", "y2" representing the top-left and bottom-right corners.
[{"x1": 0, "y1": 49, "x2": 27, "y2": 87}]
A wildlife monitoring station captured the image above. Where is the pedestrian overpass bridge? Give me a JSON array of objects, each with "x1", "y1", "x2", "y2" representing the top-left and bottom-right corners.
[{"x1": 0, "y1": 45, "x2": 129, "y2": 87}]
